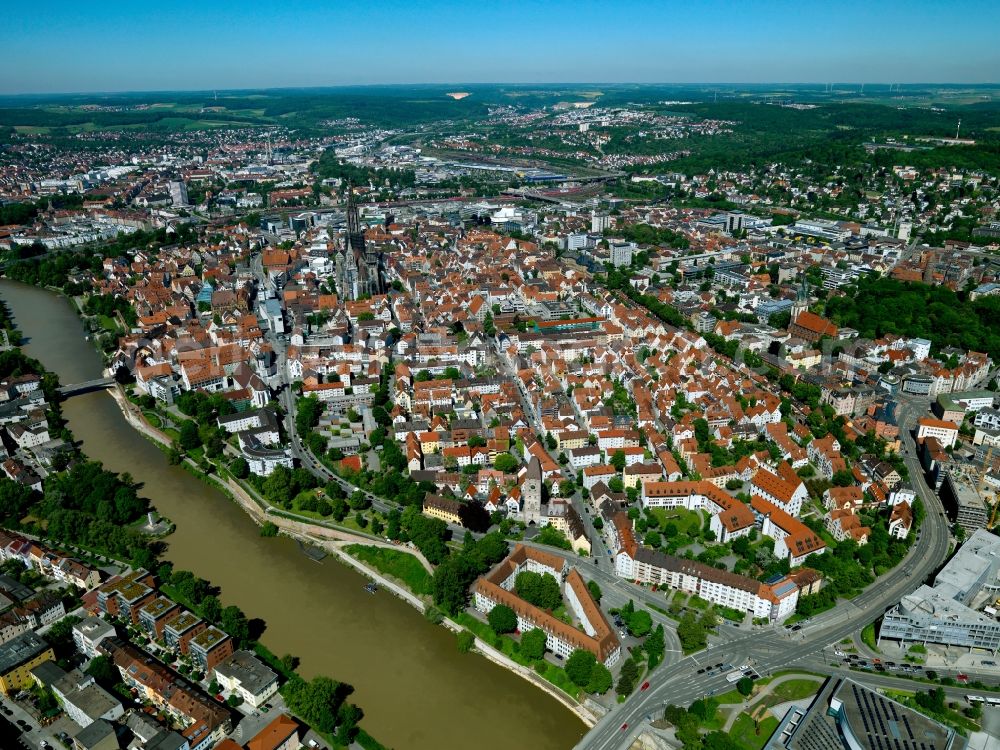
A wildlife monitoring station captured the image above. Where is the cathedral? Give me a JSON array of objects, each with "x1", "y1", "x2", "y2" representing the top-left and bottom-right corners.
[{"x1": 334, "y1": 188, "x2": 382, "y2": 300}]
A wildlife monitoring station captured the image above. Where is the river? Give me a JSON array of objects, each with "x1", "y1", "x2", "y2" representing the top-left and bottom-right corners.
[{"x1": 0, "y1": 280, "x2": 585, "y2": 750}]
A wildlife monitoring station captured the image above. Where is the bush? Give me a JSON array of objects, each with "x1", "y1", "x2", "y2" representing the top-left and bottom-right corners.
[{"x1": 456, "y1": 630, "x2": 475, "y2": 653}]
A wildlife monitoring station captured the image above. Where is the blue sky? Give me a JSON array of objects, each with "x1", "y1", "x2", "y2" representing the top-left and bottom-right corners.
[{"x1": 2, "y1": 0, "x2": 998, "y2": 94}]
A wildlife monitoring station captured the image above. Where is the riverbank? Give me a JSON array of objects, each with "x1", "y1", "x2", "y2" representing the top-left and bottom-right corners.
[
  {"x1": 0, "y1": 277, "x2": 588, "y2": 750},
  {"x1": 109, "y1": 384, "x2": 597, "y2": 727}
]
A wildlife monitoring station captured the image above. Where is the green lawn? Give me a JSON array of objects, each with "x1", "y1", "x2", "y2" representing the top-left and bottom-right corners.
[
  {"x1": 716, "y1": 689, "x2": 746, "y2": 705},
  {"x1": 650, "y1": 507, "x2": 702, "y2": 536},
  {"x1": 98, "y1": 314, "x2": 119, "y2": 332},
  {"x1": 143, "y1": 411, "x2": 162, "y2": 429},
  {"x1": 730, "y1": 713, "x2": 779, "y2": 750},
  {"x1": 861, "y1": 623, "x2": 879, "y2": 652},
  {"x1": 771, "y1": 679, "x2": 822, "y2": 703},
  {"x1": 344, "y1": 545, "x2": 432, "y2": 596}
]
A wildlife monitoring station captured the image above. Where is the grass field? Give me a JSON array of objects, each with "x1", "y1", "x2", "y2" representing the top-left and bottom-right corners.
[
  {"x1": 716, "y1": 689, "x2": 746, "y2": 705},
  {"x1": 861, "y1": 623, "x2": 879, "y2": 652},
  {"x1": 770, "y1": 678, "x2": 822, "y2": 703},
  {"x1": 344, "y1": 544, "x2": 432, "y2": 596},
  {"x1": 730, "y1": 713, "x2": 779, "y2": 750},
  {"x1": 649, "y1": 506, "x2": 703, "y2": 535}
]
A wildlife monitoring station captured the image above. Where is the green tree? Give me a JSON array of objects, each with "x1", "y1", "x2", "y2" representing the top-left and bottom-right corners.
[
  {"x1": 230, "y1": 457, "x2": 250, "y2": 479},
  {"x1": 85, "y1": 655, "x2": 116, "y2": 686},
  {"x1": 737, "y1": 677, "x2": 754, "y2": 697},
  {"x1": 520, "y1": 628, "x2": 547, "y2": 660},
  {"x1": 616, "y1": 657, "x2": 639, "y2": 695},
  {"x1": 494, "y1": 453, "x2": 518, "y2": 473},
  {"x1": 565, "y1": 649, "x2": 597, "y2": 687},
  {"x1": 645, "y1": 624, "x2": 665, "y2": 668},
  {"x1": 514, "y1": 570, "x2": 562, "y2": 610},
  {"x1": 677, "y1": 611, "x2": 707, "y2": 652},
  {"x1": 178, "y1": 420, "x2": 201, "y2": 450},
  {"x1": 587, "y1": 580, "x2": 602, "y2": 603},
  {"x1": 609, "y1": 450, "x2": 627, "y2": 472},
  {"x1": 586, "y1": 664, "x2": 613, "y2": 695},
  {"x1": 281, "y1": 676, "x2": 346, "y2": 735},
  {"x1": 488, "y1": 604, "x2": 518, "y2": 634},
  {"x1": 626, "y1": 609, "x2": 652, "y2": 638}
]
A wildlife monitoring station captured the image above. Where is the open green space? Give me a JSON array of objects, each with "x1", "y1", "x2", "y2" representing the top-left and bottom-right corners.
[
  {"x1": 730, "y1": 713, "x2": 779, "y2": 750},
  {"x1": 770, "y1": 678, "x2": 822, "y2": 703},
  {"x1": 344, "y1": 544, "x2": 432, "y2": 596}
]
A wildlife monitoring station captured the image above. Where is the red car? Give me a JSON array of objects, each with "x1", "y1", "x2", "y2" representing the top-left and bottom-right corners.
[
  {"x1": 957, "y1": 674, "x2": 969, "y2": 682},
  {"x1": 620, "y1": 723, "x2": 629, "y2": 731},
  {"x1": 640, "y1": 681, "x2": 650, "y2": 691}
]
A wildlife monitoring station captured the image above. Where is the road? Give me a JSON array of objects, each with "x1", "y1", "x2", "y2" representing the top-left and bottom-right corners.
[
  {"x1": 573, "y1": 392, "x2": 953, "y2": 750},
  {"x1": 0, "y1": 691, "x2": 60, "y2": 750}
]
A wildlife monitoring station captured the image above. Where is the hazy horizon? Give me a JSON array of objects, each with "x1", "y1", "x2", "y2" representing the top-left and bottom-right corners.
[{"x1": 3, "y1": 0, "x2": 999, "y2": 95}]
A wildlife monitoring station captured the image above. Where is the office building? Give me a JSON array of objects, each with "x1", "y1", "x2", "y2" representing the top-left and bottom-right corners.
[
  {"x1": 765, "y1": 677, "x2": 957, "y2": 750},
  {"x1": 880, "y1": 529, "x2": 1000, "y2": 651}
]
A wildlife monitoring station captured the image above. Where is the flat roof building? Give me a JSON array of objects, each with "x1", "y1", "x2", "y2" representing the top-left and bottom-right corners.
[
  {"x1": 881, "y1": 528, "x2": 1000, "y2": 651},
  {"x1": 765, "y1": 676, "x2": 957, "y2": 750}
]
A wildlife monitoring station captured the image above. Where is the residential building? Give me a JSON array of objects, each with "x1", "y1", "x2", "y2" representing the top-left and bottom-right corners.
[
  {"x1": 213, "y1": 650, "x2": 278, "y2": 709},
  {"x1": 188, "y1": 626, "x2": 234, "y2": 673},
  {"x1": 0, "y1": 632, "x2": 54, "y2": 695},
  {"x1": 101, "y1": 637, "x2": 231, "y2": 750},
  {"x1": 72, "y1": 616, "x2": 116, "y2": 659},
  {"x1": 613, "y1": 523, "x2": 798, "y2": 622},
  {"x1": 247, "y1": 713, "x2": 300, "y2": 750},
  {"x1": 47, "y1": 667, "x2": 124, "y2": 729},
  {"x1": 95, "y1": 569, "x2": 156, "y2": 624},
  {"x1": 422, "y1": 494, "x2": 463, "y2": 525},
  {"x1": 138, "y1": 597, "x2": 180, "y2": 640},
  {"x1": 751, "y1": 497, "x2": 826, "y2": 566},
  {"x1": 163, "y1": 610, "x2": 207, "y2": 655},
  {"x1": 472, "y1": 545, "x2": 620, "y2": 667},
  {"x1": 916, "y1": 417, "x2": 959, "y2": 449}
]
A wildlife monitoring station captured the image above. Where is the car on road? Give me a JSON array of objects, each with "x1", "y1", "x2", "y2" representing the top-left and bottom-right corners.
[
  {"x1": 641, "y1": 681, "x2": 650, "y2": 691},
  {"x1": 620, "y1": 723, "x2": 629, "y2": 731},
  {"x1": 984, "y1": 661, "x2": 996, "y2": 666},
  {"x1": 697, "y1": 668, "x2": 706, "y2": 674}
]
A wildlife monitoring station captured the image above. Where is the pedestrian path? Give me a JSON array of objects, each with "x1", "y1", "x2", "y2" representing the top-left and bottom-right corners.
[{"x1": 721, "y1": 673, "x2": 822, "y2": 731}]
